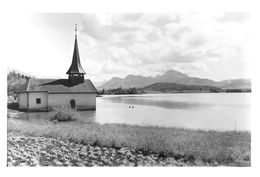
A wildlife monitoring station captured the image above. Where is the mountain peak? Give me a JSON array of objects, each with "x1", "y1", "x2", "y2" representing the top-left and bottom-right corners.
[
  {"x1": 125, "y1": 74, "x2": 144, "y2": 80},
  {"x1": 98, "y1": 69, "x2": 250, "y2": 90},
  {"x1": 163, "y1": 70, "x2": 188, "y2": 77},
  {"x1": 110, "y1": 77, "x2": 122, "y2": 81}
]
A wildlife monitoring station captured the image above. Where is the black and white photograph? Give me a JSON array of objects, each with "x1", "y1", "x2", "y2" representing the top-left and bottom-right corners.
[{"x1": 2, "y1": 0, "x2": 258, "y2": 171}]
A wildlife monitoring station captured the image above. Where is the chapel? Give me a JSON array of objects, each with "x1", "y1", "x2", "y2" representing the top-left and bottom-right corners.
[{"x1": 16, "y1": 24, "x2": 98, "y2": 111}]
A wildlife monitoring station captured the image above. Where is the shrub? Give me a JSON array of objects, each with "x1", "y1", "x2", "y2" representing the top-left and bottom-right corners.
[{"x1": 49, "y1": 106, "x2": 80, "y2": 122}]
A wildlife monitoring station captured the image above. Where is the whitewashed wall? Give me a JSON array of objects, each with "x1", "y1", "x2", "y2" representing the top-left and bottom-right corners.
[
  {"x1": 28, "y1": 92, "x2": 48, "y2": 109},
  {"x1": 18, "y1": 93, "x2": 28, "y2": 109},
  {"x1": 18, "y1": 92, "x2": 96, "y2": 110},
  {"x1": 48, "y1": 93, "x2": 96, "y2": 110}
]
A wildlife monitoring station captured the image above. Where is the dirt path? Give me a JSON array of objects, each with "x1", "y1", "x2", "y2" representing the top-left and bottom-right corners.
[{"x1": 7, "y1": 133, "x2": 197, "y2": 167}]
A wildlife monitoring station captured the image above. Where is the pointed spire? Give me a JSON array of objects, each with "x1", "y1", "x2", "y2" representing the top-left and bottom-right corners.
[{"x1": 66, "y1": 24, "x2": 86, "y2": 76}]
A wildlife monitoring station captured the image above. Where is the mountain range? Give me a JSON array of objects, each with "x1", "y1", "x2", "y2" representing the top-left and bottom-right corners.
[{"x1": 98, "y1": 70, "x2": 251, "y2": 90}]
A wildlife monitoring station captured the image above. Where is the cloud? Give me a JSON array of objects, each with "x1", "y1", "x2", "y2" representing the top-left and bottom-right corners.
[
  {"x1": 80, "y1": 14, "x2": 111, "y2": 40},
  {"x1": 171, "y1": 26, "x2": 192, "y2": 40},
  {"x1": 110, "y1": 23, "x2": 140, "y2": 33},
  {"x1": 150, "y1": 15, "x2": 175, "y2": 28},
  {"x1": 146, "y1": 32, "x2": 160, "y2": 43},
  {"x1": 76, "y1": 13, "x2": 248, "y2": 81},
  {"x1": 150, "y1": 14, "x2": 183, "y2": 29},
  {"x1": 80, "y1": 13, "x2": 144, "y2": 41},
  {"x1": 101, "y1": 61, "x2": 124, "y2": 74},
  {"x1": 215, "y1": 12, "x2": 250, "y2": 23},
  {"x1": 10, "y1": 13, "x2": 249, "y2": 84},
  {"x1": 161, "y1": 51, "x2": 202, "y2": 63},
  {"x1": 121, "y1": 13, "x2": 144, "y2": 21},
  {"x1": 187, "y1": 34, "x2": 207, "y2": 47}
]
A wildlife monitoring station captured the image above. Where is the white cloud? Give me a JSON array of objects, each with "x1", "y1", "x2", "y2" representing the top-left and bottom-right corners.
[
  {"x1": 77, "y1": 13, "x2": 250, "y2": 81},
  {"x1": 215, "y1": 12, "x2": 250, "y2": 23},
  {"x1": 8, "y1": 13, "x2": 249, "y2": 82}
]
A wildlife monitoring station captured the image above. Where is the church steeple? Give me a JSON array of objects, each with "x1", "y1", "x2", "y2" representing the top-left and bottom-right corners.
[{"x1": 67, "y1": 24, "x2": 86, "y2": 84}]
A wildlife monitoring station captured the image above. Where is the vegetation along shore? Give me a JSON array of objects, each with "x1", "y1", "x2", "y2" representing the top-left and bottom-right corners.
[{"x1": 7, "y1": 110, "x2": 250, "y2": 167}]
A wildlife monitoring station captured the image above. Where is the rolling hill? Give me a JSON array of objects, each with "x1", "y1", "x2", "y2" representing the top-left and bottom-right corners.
[
  {"x1": 143, "y1": 82, "x2": 223, "y2": 93},
  {"x1": 99, "y1": 70, "x2": 251, "y2": 90}
]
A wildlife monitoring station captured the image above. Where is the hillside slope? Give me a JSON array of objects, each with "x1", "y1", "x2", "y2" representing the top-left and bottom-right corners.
[
  {"x1": 143, "y1": 82, "x2": 222, "y2": 93},
  {"x1": 99, "y1": 70, "x2": 251, "y2": 90}
]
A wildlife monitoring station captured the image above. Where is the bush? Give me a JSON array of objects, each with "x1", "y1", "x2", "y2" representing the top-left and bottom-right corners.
[{"x1": 49, "y1": 106, "x2": 80, "y2": 122}]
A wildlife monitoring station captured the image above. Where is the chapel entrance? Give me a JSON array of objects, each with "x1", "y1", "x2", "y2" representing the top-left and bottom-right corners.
[{"x1": 70, "y1": 99, "x2": 76, "y2": 109}]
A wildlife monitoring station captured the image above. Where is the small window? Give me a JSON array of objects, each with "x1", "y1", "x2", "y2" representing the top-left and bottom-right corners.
[{"x1": 36, "y1": 98, "x2": 41, "y2": 104}]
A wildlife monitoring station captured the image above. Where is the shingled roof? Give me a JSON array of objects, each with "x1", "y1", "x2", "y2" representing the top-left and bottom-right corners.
[{"x1": 16, "y1": 78, "x2": 98, "y2": 93}]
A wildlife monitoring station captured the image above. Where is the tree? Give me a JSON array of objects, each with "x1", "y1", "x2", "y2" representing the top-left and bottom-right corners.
[{"x1": 101, "y1": 89, "x2": 105, "y2": 94}]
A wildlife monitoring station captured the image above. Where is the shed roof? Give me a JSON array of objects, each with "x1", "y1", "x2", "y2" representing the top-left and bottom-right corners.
[{"x1": 16, "y1": 78, "x2": 98, "y2": 93}]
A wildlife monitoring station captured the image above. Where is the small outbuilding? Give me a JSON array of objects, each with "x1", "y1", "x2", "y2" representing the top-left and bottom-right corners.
[{"x1": 16, "y1": 24, "x2": 98, "y2": 111}]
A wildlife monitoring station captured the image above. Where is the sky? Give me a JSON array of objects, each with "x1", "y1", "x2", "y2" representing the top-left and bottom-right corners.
[{"x1": 7, "y1": 13, "x2": 251, "y2": 84}]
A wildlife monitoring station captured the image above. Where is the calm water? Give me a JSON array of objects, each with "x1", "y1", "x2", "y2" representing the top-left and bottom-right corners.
[{"x1": 12, "y1": 93, "x2": 251, "y2": 131}]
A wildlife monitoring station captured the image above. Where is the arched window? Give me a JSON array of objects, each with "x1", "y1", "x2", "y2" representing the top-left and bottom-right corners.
[{"x1": 70, "y1": 99, "x2": 76, "y2": 109}]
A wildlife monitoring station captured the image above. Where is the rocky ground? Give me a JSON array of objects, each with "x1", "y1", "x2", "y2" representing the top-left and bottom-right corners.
[{"x1": 7, "y1": 132, "x2": 199, "y2": 167}]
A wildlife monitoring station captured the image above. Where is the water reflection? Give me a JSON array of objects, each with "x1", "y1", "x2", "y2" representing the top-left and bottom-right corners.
[
  {"x1": 106, "y1": 96, "x2": 210, "y2": 109},
  {"x1": 10, "y1": 110, "x2": 97, "y2": 124},
  {"x1": 77, "y1": 110, "x2": 96, "y2": 123}
]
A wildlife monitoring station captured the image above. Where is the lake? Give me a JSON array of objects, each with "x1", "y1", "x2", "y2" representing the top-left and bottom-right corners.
[{"x1": 12, "y1": 93, "x2": 251, "y2": 131}]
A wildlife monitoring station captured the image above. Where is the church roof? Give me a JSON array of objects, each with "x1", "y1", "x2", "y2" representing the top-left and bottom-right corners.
[
  {"x1": 66, "y1": 24, "x2": 86, "y2": 75},
  {"x1": 16, "y1": 78, "x2": 98, "y2": 93}
]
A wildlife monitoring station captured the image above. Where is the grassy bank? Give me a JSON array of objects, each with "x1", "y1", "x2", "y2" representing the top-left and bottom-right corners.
[{"x1": 7, "y1": 118, "x2": 250, "y2": 166}]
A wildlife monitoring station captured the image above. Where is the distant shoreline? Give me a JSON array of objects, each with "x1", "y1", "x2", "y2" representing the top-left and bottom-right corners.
[
  {"x1": 99, "y1": 90, "x2": 251, "y2": 96},
  {"x1": 98, "y1": 83, "x2": 251, "y2": 95}
]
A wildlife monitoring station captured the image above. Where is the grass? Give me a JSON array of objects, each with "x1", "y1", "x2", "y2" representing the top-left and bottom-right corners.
[
  {"x1": 6, "y1": 71, "x2": 251, "y2": 166},
  {"x1": 7, "y1": 118, "x2": 250, "y2": 166},
  {"x1": 49, "y1": 106, "x2": 80, "y2": 122}
]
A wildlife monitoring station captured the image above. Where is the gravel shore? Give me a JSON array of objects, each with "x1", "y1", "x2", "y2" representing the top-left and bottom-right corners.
[{"x1": 7, "y1": 133, "x2": 196, "y2": 167}]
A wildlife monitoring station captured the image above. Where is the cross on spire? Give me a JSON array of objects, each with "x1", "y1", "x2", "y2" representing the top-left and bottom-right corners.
[{"x1": 75, "y1": 24, "x2": 77, "y2": 39}]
